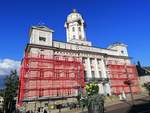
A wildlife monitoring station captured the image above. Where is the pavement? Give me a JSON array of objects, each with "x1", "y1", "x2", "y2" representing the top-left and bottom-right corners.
[
  {"x1": 105, "y1": 97, "x2": 150, "y2": 113},
  {"x1": 104, "y1": 93, "x2": 149, "y2": 107},
  {"x1": 60, "y1": 95, "x2": 150, "y2": 113},
  {"x1": 47, "y1": 92, "x2": 150, "y2": 113}
]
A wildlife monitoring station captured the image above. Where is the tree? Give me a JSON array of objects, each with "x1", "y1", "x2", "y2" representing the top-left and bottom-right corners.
[
  {"x1": 85, "y1": 82, "x2": 99, "y2": 96},
  {"x1": 3, "y1": 70, "x2": 19, "y2": 113},
  {"x1": 124, "y1": 79, "x2": 134, "y2": 105},
  {"x1": 143, "y1": 82, "x2": 150, "y2": 95},
  {"x1": 80, "y1": 82, "x2": 104, "y2": 113},
  {"x1": 0, "y1": 89, "x2": 4, "y2": 97}
]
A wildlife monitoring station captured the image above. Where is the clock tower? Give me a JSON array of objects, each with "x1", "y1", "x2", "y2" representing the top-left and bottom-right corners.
[{"x1": 64, "y1": 9, "x2": 91, "y2": 46}]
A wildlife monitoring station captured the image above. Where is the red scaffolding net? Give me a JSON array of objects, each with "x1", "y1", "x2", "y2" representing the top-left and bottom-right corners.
[
  {"x1": 107, "y1": 64, "x2": 140, "y2": 95},
  {"x1": 18, "y1": 53, "x2": 85, "y2": 105}
]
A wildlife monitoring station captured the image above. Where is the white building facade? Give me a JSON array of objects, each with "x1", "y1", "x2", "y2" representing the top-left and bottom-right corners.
[
  {"x1": 0, "y1": 96, "x2": 4, "y2": 110},
  {"x1": 27, "y1": 9, "x2": 131, "y2": 96}
]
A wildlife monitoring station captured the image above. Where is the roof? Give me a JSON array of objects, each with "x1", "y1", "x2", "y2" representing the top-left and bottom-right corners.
[
  {"x1": 29, "y1": 25, "x2": 54, "y2": 38},
  {"x1": 137, "y1": 66, "x2": 150, "y2": 76},
  {"x1": 66, "y1": 9, "x2": 83, "y2": 23},
  {"x1": 144, "y1": 66, "x2": 150, "y2": 70},
  {"x1": 31, "y1": 25, "x2": 54, "y2": 32},
  {"x1": 25, "y1": 43, "x2": 131, "y2": 60},
  {"x1": 108, "y1": 42, "x2": 127, "y2": 49},
  {"x1": 143, "y1": 67, "x2": 150, "y2": 73}
]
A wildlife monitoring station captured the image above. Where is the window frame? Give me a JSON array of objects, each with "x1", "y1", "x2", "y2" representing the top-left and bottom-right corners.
[{"x1": 39, "y1": 37, "x2": 46, "y2": 42}]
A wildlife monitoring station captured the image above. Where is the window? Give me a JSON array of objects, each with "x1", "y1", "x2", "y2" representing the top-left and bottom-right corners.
[
  {"x1": 82, "y1": 58, "x2": 86, "y2": 63},
  {"x1": 40, "y1": 72, "x2": 44, "y2": 77},
  {"x1": 40, "y1": 49, "x2": 44, "y2": 58},
  {"x1": 40, "y1": 49, "x2": 44, "y2": 51},
  {"x1": 90, "y1": 58, "x2": 94, "y2": 64},
  {"x1": 84, "y1": 71, "x2": 87, "y2": 82},
  {"x1": 99, "y1": 71, "x2": 102, "y2": 78},
  {"x1": 45, "y1": 103, "x2": 48, "y2": 107},
  {"x1": 73, "y1": 57, "x2": 77, "y2": 61},
  {"x1": 97, "y1": 59, "x2": 101, "y2": 64},
  {"x1": 40, "y1": 54, "x2": 44, "y2": 59},
  {"x1": 39, "y1": 37, "x2": 46, "y2": 41},
  {"x1": 72, "y1": 27, "x2": 75, "y2": 32},
  {"x1": 64, "y1": 57, "x2": 68, "y2": 61},
  {"x1": 55, "y1": 72, "x2": 59, "y2": 78},
  {"x1": 121, "y1": 50, "x2": 124, "y2": 54},
  {"x1": 73, "y1": 35, "x2": 76, "y2": 39},
  {"x1": 39, "y1": 89, "x2": 44, "y2": 97},
  {"x1": 91, "y1": 71, "x2": 95, "y2": 80},
  {"x1": 79, "y1": 35, "x2": 82, "y2": 40},
  {"x1": 55, "y1": 56, "x2": 59, "y2": 60},
  {"x1": 78, "y1": 27, "x2": 81, "y2": 31},
  {"x1": 66, "y1": 71, "x2": 69, "y2": 78}
]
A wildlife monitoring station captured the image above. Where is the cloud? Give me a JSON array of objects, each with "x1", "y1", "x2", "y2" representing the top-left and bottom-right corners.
[{"x1": 0, "y1": 59, "x2": 20, "y2": 76}]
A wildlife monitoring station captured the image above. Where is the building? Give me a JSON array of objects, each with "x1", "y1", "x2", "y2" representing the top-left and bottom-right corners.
[
  {"x1": 0, "y1": 96, "x2": 4, "y2": 111},
  {"x1": 18, "y1": 9, "x2": 140, "y2": 110},
  {"x1": 136, "y1": 62, "x2": 150, "y2": 92},
  {"x1": 139, "y1": 67, "x2": 150, "y2": 85},
  {"x1": 136, "y1": 62, "x2": 150, "y2": 85}
]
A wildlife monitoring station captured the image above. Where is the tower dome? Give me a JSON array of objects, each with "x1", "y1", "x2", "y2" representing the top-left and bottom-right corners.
[
  {"x1": 64, "y1": 9, "x2": 92, "y2": 46},
  {"x1": 67, "y1": 9, "x2": 84, "y2": 23}
]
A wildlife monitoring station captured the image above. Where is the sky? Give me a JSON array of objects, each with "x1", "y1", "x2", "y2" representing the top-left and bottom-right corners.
[{"x1": 0, "y1": 0, "x2": 150, "y2": 76}]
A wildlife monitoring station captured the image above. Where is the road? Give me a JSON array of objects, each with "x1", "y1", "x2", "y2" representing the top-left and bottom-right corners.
[
  {"x1": 61, "y1": 97, "x2": 150, "y2": 113},
  {"x1": 105, "y1": 97, "x2": 150, "y2": 113}
]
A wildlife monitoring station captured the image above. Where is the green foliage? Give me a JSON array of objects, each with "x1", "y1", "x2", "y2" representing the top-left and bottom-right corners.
[
  {"x1": 143, "y1": 82, "x2": 150, "y2": 92},
  {"x1": 87, "y1": 94, "x2": 104, "y2": 113},
  {"x1": 3, "y1": 70, "x2": 19, "y2": 113},
  {"x1": 80, "y1": 82, "x2": 104, "y2": 113},
  {"x1": 0, "y1": 89, "x2": 4, "y2": 97},
  {"x1": 87, "y1": 94, "x2": 104, "y2": 107},
  {"x1": 86, "y1": 82, "x2": 99, "y2": 96}
]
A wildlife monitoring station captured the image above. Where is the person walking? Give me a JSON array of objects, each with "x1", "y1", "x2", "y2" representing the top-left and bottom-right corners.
[{"x1": 44, "y1": 109, "x2": 47, "y2": 113}]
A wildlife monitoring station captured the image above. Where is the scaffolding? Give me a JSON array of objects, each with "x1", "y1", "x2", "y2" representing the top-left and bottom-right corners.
[
  {"x1": 18, "y1": 53, "x2": 85, "y2": 106},
  {"x1": 107, "y1": 63, "x2": 140, "y2": 95}
]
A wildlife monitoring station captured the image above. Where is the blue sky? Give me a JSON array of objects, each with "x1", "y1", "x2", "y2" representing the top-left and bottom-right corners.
[{"x1": 0, "y1": 0, "x2": 150, "y2": 66}]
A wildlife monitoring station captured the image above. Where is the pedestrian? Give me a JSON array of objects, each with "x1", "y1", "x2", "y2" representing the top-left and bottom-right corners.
[
  {"x1": 26, "y1": 110, "x2": 30, "y2": 113},
  {"x1": 37, "y1": 108, "x2": 40, "y2": 113},
  {"x1": 122, "y1": 91, "x2": 127, "y2": 100},
  {"x1": 44, "y1": 109, "x2": 47, "y2": 113},
  {"x1": 57, "y1": 104, "x2": 61, "y2": 113}
]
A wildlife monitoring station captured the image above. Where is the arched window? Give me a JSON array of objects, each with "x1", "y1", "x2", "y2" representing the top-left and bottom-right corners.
[
  {"x1": 79, "y1": 35, "x2": 82, "y2": 40},
  {"x1": 121, "y1": 50, "x2": 124, "y2": 54},
  {"x1": 73, "y1": 35, "x2": 76, "y2": 39},
  {"x1": 72, "y1": 27, "x2": 75, "y2": 32},
  {"x1": 78, "y1": 27, "x2": 81, "y2": 31}
]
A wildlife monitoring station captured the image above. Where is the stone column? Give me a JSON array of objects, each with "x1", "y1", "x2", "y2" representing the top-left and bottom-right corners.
[
  {"x1": 66, "y1": 27, "x2": 69, "y2": 42},
  {"x1": 98, "y1": 83, "x2": 104, "y2": 94},
  {"x1": 101, "y1": 58, "x2": 111, "y2": 95},
  {"x1": 101, "y1": 58, "x2": 107, "y2": 78},
  {"x1": 94, "y1": 58, "x2": 99, "y2": 78},
  {"x1": 81, "y1": 24, "x2": 85, "y2": 40},
  {"x1": 87, "y1": 57, "x2": 92, "y2": 79},
  {"x1": 104, "y1": 83, "x2": 111, "y2": 96}
]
